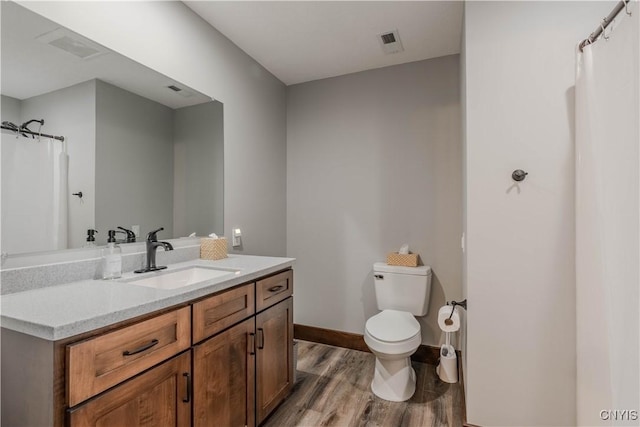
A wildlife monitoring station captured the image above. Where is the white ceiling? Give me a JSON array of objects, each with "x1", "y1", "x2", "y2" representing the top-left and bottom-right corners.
[
  {"x1": 185, "y1": 1, "x2": 463, "y2": 86},
  {"x1": 1, "y1": 1, "x2": 210, "y2": 108}
]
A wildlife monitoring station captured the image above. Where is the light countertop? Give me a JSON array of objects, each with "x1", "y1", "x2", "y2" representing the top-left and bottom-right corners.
[{"x1": 0, "y1": 255, "x2": 294, "y2": 341}]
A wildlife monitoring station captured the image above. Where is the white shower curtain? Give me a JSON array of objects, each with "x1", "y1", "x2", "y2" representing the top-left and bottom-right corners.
[
  {"x1": 1, "y1": 133, "x2": 68, "y2": 254},
  {"x1": 575, "y1": 5, "x2": 639, "y2": 426}
]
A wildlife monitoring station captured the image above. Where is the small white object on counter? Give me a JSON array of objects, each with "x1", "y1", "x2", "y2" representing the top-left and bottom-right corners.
[{"x1": 101, "y1": 239, "x2": 122, "y2": 280}]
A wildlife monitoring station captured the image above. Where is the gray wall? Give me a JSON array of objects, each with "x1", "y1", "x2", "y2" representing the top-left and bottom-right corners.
[
  {"x1": 1, "y1": 95, "x2": 21, "y2": 123},
  {"x1": 20, "y1": 1, "x2": 288, "y2": 257},
  {"x1": 95, "y1": 80, "x2": 173, "y2": 241},
  {"x1": 287, "y1": 56, "x2": 462, "y2": 346},
  {"x1": 173, "y1": 101, "x2": 224, "y2": 237},
  {"x1": 20, "y1": 81, "x2": 96, "y2": 249}
]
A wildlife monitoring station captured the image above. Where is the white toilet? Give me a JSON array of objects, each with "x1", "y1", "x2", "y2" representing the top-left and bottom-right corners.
[{"x1": 364, "y1": 262, "x2": 432, "y2": 401}]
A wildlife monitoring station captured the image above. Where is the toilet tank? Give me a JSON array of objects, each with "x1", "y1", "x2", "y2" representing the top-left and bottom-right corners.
[{"x1": 373, "y1": 262, "x2": 432, "y2": 316}]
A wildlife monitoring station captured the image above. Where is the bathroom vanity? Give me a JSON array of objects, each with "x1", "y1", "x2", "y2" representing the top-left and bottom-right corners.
[{"x1": 1, "y1": 255, "x2": 294, "y2": 427}]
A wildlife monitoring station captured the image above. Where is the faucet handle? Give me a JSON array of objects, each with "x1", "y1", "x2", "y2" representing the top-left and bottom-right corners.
[
  {"x1": 147, "y1": 227, "x2": 164, "y2": 242},
  {"x1": 117, "y1": 226, "x2": 136, "y2": 243}
]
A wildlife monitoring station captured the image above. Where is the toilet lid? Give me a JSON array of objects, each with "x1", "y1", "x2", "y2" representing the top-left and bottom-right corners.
[{"x1": 365, "y1": 310, "x2": 420, "y2": 342}]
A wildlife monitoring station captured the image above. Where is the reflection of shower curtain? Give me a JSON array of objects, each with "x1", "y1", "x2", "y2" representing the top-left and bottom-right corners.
[
  {"x1": 575, "y1": 6, "x2": 639, "y2": 426},
  {"x1": 1, "y1": 134, "x2": 68, "y2": 253}
]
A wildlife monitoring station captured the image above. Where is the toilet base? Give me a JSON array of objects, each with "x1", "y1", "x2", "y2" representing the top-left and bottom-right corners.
[{"x1": 370, "y1": 356, "x2": 416, "y2": 402}]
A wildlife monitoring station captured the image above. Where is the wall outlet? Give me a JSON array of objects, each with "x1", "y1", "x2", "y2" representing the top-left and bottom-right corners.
[{"x1": 132, "y1": 225, "x2": 140, "y2": 237}]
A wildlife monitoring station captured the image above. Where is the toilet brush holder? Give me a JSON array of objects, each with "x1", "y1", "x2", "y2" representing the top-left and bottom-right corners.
[{"x1": 436, "y1": 344, "x2": 458, "y2": 383}]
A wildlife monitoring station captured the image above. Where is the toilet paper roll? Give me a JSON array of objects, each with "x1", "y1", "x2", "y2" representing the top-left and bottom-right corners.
[{"x1": 438, "y1": 305, "x2": 461, "y2": 332}]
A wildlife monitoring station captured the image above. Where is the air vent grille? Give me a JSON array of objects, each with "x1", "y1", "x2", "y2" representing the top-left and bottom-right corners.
[
  {"x1": 36, "y1": 28, "x2": 107, "y2": 60},
  {"x1": 167, "y1": 85, "x2": 182, "y2": 92},
  {"x1": 380, "y1": 33, "x2": 396, "y2": 45},
  {"x1": 378, "y1": 30, "x2": 404, "y2": 55}
]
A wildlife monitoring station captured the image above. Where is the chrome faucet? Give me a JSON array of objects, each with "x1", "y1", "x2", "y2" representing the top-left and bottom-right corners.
[{"x1": 134, "y1": 227, "x2": 174, "y2": 273}]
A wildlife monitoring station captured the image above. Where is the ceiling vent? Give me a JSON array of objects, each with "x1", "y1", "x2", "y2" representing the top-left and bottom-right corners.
[
  {"x1": 167, "y1": 84, "x2": 195, "y2": 98},
  {"x1": 378, "y1": 30, "x2": 404, "y2": 55},
  {"x1": 36, "y1": 28, "x2": 106, "y2": 60}
]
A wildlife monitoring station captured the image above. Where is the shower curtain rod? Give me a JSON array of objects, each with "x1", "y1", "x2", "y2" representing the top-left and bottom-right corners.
[
  {"x1": 579, "y1": 0, "x2": 633, "y2": 51},
  {"x1": 1, "y1": 124, "x2": 65, "y2": 142}
]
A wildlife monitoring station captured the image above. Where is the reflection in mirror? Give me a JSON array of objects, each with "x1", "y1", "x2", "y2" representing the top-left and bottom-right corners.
[{"x1": 1, "y1": 2, "x2": 223, "y2": 256}]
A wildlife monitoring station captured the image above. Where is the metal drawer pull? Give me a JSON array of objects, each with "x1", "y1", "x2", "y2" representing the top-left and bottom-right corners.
[
  {"x1": 257, "y1": 328, "x2": 265, "y2": 349},
  {"x1": 183, "y1": 373, "x2": 191, "y2": 403},
  {"x1": 249, "y1": 332, "x2": 256, "y2": 355},
  {"x1": 122, "y1": 339, "x2": 159, "y2": 356},
  {"x1": 268, "y1": 285, "x2": 284, "y2": 293}
]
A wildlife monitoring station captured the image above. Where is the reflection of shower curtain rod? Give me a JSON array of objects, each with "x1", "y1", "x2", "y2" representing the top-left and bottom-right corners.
[
  {"x1": 579, "y1": 0, "x2": 633, "y2": 51},
  {"x1": 1, "y1": 124, "x2": 65, "y2": 142}
]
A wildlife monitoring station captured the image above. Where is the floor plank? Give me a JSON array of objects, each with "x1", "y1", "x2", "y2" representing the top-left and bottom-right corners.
[{"x1": 264, "y1": 341, "x2": 464, "y2": 427}]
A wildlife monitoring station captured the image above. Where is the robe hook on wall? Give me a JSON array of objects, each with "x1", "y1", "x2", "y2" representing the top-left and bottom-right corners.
[
  {"x1": 512, "y1": 169, "x2": 528, "y2": 182},
  {"x1": 72, "y1": 191, "x2": 83, "y2": 199}
]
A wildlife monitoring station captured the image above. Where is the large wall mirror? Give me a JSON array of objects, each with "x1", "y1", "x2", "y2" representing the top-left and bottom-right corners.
[{"x1": 1, "y1": 2, "x2": 224, "y2": 256}]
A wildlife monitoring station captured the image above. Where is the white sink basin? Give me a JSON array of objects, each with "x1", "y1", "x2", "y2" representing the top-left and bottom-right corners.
[{"x1": 125, "y1": 266, "x2": 239, "y2": 290}]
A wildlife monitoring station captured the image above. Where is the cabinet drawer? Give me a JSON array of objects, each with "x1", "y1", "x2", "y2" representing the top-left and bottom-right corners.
[
  {"x1": 67, "y1": 306, "x2": 191, "y2": 407},
  {"x1": 256, "y1": 270, "x2": 293, "y2": 312},
  {"x1": 192, "y1": 283, "x2": 255, "y2": 343}
]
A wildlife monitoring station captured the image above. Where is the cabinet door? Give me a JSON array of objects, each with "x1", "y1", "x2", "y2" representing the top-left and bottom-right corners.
[
  {"x1": 256, "y1": 297, "x2": 293, "y2": 424},
  {"x1": 68, "y1": 351, "x2": 191, "y2": 427},
  {"x1": 193, "y1": 317, "x2": 256, "y2": 427}
]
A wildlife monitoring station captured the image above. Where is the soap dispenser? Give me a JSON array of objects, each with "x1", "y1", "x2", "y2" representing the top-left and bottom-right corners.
[
  {"x1": 84, "y1": 229, "x2": 98, "y2": 248},
  {"x1": 102, "y1": 230, "x2": 122, "y2": 280}
]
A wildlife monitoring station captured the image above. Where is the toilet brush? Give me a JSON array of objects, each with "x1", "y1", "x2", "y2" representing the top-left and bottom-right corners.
[
  {"x1": 442, "y1": 331, "x2": 451, "y2": 357},
  {"x1": 437, "y1": 331, "x2": 458, "y2": 383}
]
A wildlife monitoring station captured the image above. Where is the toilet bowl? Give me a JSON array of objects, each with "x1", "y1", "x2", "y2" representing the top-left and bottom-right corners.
[
  {"x1": 364, "y1": 263, "x2": 431, "y2": 402},
  {"x1": 364, "y1": 309, "x2": 422, "y2": 401}
]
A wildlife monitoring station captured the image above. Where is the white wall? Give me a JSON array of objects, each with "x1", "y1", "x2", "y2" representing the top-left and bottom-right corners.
[
  {"x1": 19, "y1": 1, "x2": 287, "y2": 256},
  {"x1": 20, "y1": 80, "x2": 96, "y2": 249},
  {"x1": 287, "y1": 56, "x2": 462, "y2": 346},
  {"x1": 463, "y1": 2, "x2": 615, "y2": 425},
  {"x1": 459, "y1": 7, "x2": 468, "y2": 399}
]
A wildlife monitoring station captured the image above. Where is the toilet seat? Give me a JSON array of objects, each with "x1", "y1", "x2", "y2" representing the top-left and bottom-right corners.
[{"x1": 365, "y1": 309, "x2": 420, "y2": 342}]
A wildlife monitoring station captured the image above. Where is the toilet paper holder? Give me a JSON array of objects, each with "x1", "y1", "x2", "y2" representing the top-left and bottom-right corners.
[
  {"x1": 445, "y1": 299, "x2": 467, "y2": 323},
  {"x1": 448, "y1": 299, "x2": 467, "y2": 311}
]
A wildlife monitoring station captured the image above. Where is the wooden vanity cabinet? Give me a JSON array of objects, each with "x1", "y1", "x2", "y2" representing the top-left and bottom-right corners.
[{"x1": 1, "y1": 268, "x2": 293, "y2": 427}]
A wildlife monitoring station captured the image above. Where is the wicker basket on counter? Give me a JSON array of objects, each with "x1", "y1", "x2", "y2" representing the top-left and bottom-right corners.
[
  {"x1": 386, "y1": 252, "x2": 419, "y2": 267},
  {"x1": 200, "y1": 237, "x2": 228, "y2": 260}
]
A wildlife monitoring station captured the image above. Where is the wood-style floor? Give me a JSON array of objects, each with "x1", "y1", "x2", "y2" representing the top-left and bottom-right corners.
[{"x1": 264, "y1": 340, "x2": 465, "y2": 427}]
